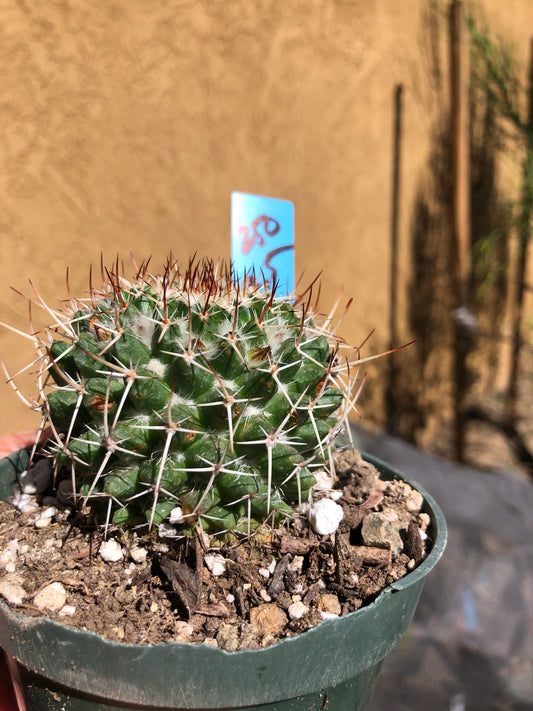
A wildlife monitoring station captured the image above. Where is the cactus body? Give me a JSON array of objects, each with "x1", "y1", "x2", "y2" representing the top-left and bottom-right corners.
[{"x1": 36, "y1": 259, "x2": 352, "y2": 538}]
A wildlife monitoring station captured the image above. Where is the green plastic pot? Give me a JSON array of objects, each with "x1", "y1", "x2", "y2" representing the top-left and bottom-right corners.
[{"x1": 0, "y1": 447, "x2": 446, "y2": 711}]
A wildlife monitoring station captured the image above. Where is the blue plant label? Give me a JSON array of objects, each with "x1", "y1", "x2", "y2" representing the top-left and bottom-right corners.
[{"x1": 231, "y1": 192, "x2": 294, "y2": 297}]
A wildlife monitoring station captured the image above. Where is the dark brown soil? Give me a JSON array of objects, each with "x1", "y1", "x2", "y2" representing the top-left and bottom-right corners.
[{"x1": 0, "y1": 449, "x2": 430, "y2": 651}]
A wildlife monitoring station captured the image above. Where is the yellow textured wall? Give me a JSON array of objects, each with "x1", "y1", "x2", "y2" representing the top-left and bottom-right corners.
[{"x1": 1, "y1": 1, "x2": 533, "y2": 439}]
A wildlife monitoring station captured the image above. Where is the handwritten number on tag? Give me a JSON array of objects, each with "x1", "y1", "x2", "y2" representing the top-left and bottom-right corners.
[{"x1": 239, "y1": 214, "x2": 280, "y2": 255}]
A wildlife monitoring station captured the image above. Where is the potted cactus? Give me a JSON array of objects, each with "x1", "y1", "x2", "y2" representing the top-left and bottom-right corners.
[{"x1": 0, "y1": 257, "x2": 446, "y2": 710}]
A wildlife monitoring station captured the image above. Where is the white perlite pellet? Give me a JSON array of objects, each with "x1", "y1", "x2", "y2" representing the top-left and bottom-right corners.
[
  {"x1": 158, "y1": 523, "x2": 178, "y2": 538},
  {"x1": 319, "y1": 611, "x2": 339, "y2": 620},
  {"x1": 12, "y1": 489, "x2": 38, "y2": 514},
  {"x1": 288, "y1": 601, "x2": 309, "y2": 620},
  {"x1": 204, "y1": 554, "x2": 226, "y2": 576},
  {"x1": 36, "y1": 506, "x2": 58, "y2": 520},
  {"x1": 169, "y1": 506, "x2": 185, "y2": 524},
  {"x1": 0, "y1": 576, "x2": 27, "y2": 605},
  {"x1": 0, "y1": 539, "x2": 19, "y2": 573},
  {"x1": 307, "y1": 498, "x2": 344, "y2": 536},
  {"x1": 99, "y1": 539, "x2": 123, "y2": 562}
]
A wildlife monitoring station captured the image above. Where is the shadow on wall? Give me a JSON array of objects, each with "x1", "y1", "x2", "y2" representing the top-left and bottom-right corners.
[
  {"x1": 397, "y1": 118, "x2": 455, "y2": 447},
  {"x1": 469, "y1": 90, "x2": 512, "y2": 382},
  {"x1": 385, "y1": 2, "x2": 511, "y2": 451}
]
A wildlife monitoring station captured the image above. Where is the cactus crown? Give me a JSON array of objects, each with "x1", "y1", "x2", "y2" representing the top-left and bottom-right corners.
[{"x1": 22, "y1": 257, "x2": 361, "y2": 540}]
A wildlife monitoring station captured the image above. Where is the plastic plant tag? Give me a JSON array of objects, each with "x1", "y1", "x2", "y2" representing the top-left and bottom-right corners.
[{"x1": 231, "y1": 192, "x2": 294, "y2": 297}]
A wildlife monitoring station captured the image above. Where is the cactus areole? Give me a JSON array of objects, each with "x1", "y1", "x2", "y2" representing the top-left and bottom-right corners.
[{"x1": 25, "y1": 257, "x2": 364, "y2": 540}]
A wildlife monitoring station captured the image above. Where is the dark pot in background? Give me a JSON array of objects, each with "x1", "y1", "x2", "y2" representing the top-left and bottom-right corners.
[{"x1": 0, "y1": 448, "x2": 447, "y2": 711}]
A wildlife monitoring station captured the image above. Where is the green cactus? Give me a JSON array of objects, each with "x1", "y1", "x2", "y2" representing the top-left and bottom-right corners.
[{"x1": 29, "y1": 258, "x2": 357, "y2": 539}]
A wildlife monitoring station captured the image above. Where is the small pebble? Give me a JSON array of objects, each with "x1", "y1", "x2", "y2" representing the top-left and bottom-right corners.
[
  {"x1": 34, "y1": 582, "x2": 67, "y2": 612},
  {"x1": 226, "y1": 593, "x2": 235, "y2": 604},
  {"x1": 405, "y1": 489, "x2": 424, "y2": 513},
  {"x1": 99, "y1": 539, "x2": 123, "y2": 562},
  {"x1": 204, "y1": 554, "x2": 226, "y2": 577},
  {"x1": 112, "y1": 626, "x2": 125, "y2": 640},
  {"x1": 307, "y1": 498, "x2": 344, "y2": 536},
  {"x1": 288, "y1": 556, "x2": 304, "y2": 574},
  {"x1": 361, "y1": 512, "x2": 404, "y2": 556},
  {"x1": 240, "y1": 622, "x2": 260, "y2": 650},
  {"x1": 261, "y1": 633, "x2": 278, "y2": 647},
  {"x1": 317, "y1": 594, "x2": 342, "y2": 616},
  {"x1": 387, "y1": 480, "x2": 423, "y2": 513},
  {"x1": 174, "y1": 621, "x2": 194, "y2": 639},
  {"x1": 35, "y1": 517, "x2": 52, "y2": 529},
  {"x1": 216, "y1": 623, "x2": 240, "y2": 651},
  {"x1": 419, "y1": 513, "x2": 430, "y2": 531},
  {"x1": 249, "y1": 604, "x2": 288, "y2": 636},
  {"x1": 129, "y1": 545, "x2": 148, "y2": 564},
  {"x1": 259, "y1": 589, "x2": 272, "y2": 602},
  {"x1": 59, "y1": 605, "x2": 76, "y2": 617},
  {"x1": 378, "y1": 508, "x2": 399, "y2": 523},
  {"x1": 203, "y1": 638, "x2": 218, "y2": 647}
]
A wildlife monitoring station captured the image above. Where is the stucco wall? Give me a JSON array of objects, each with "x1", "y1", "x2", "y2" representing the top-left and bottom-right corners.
[{"x1": 1, "y1": 1, "x2": 532, "y2": 443}]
